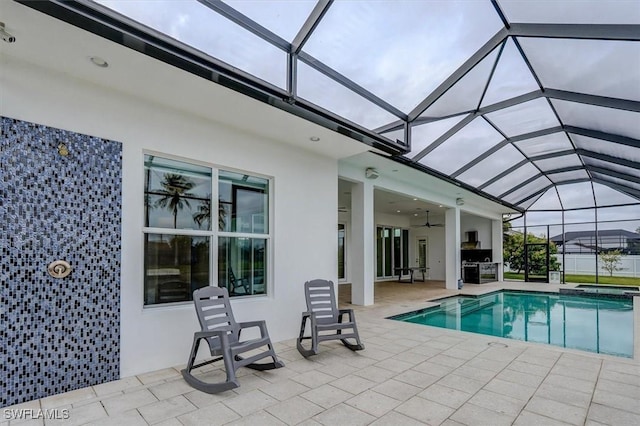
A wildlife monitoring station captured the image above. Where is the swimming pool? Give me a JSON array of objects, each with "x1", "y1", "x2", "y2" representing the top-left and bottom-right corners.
[{"x1": 390, "y1": 291, "x2": 635, "y2": 358}]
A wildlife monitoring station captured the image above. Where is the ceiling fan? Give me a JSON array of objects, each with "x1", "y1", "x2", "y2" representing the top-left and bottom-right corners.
[{"x1": 412, "y1": 211, "x2": 444, "y2": 228}]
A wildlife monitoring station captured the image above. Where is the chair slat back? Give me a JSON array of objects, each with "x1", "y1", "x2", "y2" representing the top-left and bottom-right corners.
[
  {"x1": 193, "y1": 287, "x2": 240, "y2": 344},
  {"x1": 304, "y1": 279, "x2": 339, "y2": 324}
]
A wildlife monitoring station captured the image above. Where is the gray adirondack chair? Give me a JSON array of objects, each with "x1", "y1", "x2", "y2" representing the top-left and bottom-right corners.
[
  {"x1": 181, "y1": 286, "x2": 284, "y2": 393},
  {"x1": 297, "y1": 279, "x2": 364, "y2": 357}
]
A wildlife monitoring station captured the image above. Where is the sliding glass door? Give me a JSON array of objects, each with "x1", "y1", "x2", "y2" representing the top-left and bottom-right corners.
[{"x1": 376, "y1": 226, "x2": 409, "y2": 279}]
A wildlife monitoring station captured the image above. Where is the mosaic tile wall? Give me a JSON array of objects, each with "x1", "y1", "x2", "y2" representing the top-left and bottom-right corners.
[{"x1": 0, "y1": 116, "x2": 122, "y2": 407}]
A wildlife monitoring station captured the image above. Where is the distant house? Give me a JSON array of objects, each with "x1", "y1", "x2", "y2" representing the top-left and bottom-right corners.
[{"x1": 550, "y1": 230, "x2": 640, "y2": 254}]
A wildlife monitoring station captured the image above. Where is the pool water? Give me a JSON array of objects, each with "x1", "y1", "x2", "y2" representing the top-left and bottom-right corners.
[{"x1": 391, "y1": 291, "x2": 634, "y2": 358}]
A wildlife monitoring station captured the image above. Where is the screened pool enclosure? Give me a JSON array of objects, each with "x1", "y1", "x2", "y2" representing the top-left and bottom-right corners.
[{"x1": 22, "y1": 0, "x2": 640, "y2": 282}]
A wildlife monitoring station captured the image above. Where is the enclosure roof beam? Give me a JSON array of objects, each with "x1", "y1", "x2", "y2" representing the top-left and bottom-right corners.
[
  {"x1": 508, "y1": 23, "x2": 640, "y2": 41},
  {"x1": 408, "y1": 28, "x2": 508, "y2": 122},
  {"x1": 291, "y1": 0, "x2": 333, "y2": 53}
]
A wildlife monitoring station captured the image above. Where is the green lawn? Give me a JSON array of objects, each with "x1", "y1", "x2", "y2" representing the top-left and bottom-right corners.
[{"x1": 503, "y1": 272, "x2": 640, "y2": 286}]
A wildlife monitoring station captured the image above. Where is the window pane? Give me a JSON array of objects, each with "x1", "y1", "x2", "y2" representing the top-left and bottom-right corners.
[
  {"x1": 144, "y1": 234, "x2": 209, "y2": 305},
  {"x1": 402, "y1": 229, "x2": 409, "y2": 269},
  {"x1": 393, "y1": 228, "x2": 401, "y2": 269},
  {"x1": 219, "y1": 237, "x2": 266, "y2": 296},
  {"x1": 384, "y1": 228, "x2": 392, "y2": 276},
  {"x1": 376, "y1": 227, "x2": 384, "y2": 277},
  {"x1": 219, "y1": 170, "x2": 268, "y2": 233},
  {"x1": 145, "y1": 155, "x2": 212, "y2": 229},
  {"x1": 338, "y1": 224, "x2": 346, "y2": 280}
]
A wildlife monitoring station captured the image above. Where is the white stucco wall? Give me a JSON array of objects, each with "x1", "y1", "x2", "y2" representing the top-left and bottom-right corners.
[
  {"x1": 1, "y1": 55, "x2": 338, "y2": 377},
  {"x1": 461, "y1": 214, "x2": 493, "y2": 250}
]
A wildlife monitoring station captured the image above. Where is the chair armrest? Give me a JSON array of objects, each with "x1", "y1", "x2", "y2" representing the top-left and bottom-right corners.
[
  {"x1": 338, "y1": 309, "x2": 355, "y2": 322},
  {"x1": 238, "y1": 320, "x2": 268, "y2": 335},
  {"x1": 193, "y1": 329, "x2": 230, "y2": 340}
]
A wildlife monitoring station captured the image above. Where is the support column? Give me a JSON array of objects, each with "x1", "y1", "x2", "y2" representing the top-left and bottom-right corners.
[
  {"x1": 351, "y1": 180, "x2": 374, "y2": 305},
  {"x1": 492, "y1": 219, "x2": 504, "y2": 281},
  {"x1": 445, "y1": 207, "x2": 461, "y2": 290}
]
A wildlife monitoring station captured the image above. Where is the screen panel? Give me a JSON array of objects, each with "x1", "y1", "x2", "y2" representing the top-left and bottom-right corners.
[
  {"x1": 528, "y1": 188, "x2": 562, "y2": 211},
  {"x1": 519, "y1": 38, "x2": 640, "y2": 102},
  {"x1": 297, "y1": 61, "x2": 400, "y2": 129},
  {"x1": 302, "y1": 0, "x2": 503, "y2": 112},
  {"x1": 504, "y1": 175, "x2": 552, "y2": 204},
  {"x1": 221, "y1": 0, "x2": 316, "y2": 42},
  {"x1": 557, "y1": 182, "x2": 596, "y2": 209},
  {"x1": 418, "y1": 118, "x2": 504, "y2": 175},
  {"x1": 553, "y1": 100, "x2": 640, "y2": 141},
  {"x1": 409, "y1": 115, "x2": 468, "y2": 158},
  {"x1": 481, "y1": 38, "x2": 540, "y2": 107},
  {"x1": 498, "y1": 0, "x2": 640, "y2": 24},
  {"x1": 484, "y1": 162, "x2": 540, "y2": 196},
  {"x1": 548, "y1": 170, "x2": 590, "y2": 184},
  {"x1": 592, "y1": 182, "x2": 640, "y2": 207},
  {"x1": 573, "y1": 135, "x2": 640, "y2": 163},
  {"x1": 457, "y1": 144, "x2": 525, "y2": 187},
  {"x1": 97, "y1": 0, "x2": 287, "y2": 87},
  {"x1": 583, "y1": 157, "x2": 640, "y2": 179},
  {"x1": 534, "y1": 154, "x2": 583, "y2": 172},
  {"x1": 421, "y1": 47, "x2": 500, "y2": 118},
  {"x1": 486, "y1": 98, "x2": 560, "y2": 137},
  {"x1": 515, "y1": 132, "x2": 574, "y2": 157}
]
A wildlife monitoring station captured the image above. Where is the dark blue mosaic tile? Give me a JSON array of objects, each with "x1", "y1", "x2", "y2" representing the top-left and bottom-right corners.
[{"x1": 0, "y1": 116, "x2": 122, "y2": 407}]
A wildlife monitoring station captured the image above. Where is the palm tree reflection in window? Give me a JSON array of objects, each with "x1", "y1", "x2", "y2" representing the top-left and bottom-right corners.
[
  {"x1": 193, "y1": 195, "x2": 227, "y2": 231},
  {"x1": 155, "y1": 174, "x2": 196, "y2": 229}
]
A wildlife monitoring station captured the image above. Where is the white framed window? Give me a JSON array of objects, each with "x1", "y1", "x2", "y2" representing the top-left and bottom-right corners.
[{"x1": 143, "y1": 154, "x2": 271, "y2": 306}]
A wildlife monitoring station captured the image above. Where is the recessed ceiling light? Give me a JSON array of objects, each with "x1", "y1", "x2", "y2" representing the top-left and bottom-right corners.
[
  {"x1": 309, "y1": 136, "x2": 320, "y2": 141},
  {"x1": 412, "y1": 198, "x2": 418, "y2": 201},
  {"x1": 90, "y1": 56, "x2": 109, "y2": 68},
  {"x1": 439, "y1": 205, "x2": 443, "y2": 208},
  {"x1": 414, "y1": 213, "x2": 418, "y2": 216},
  {"x1": 396, "y1": 210, "x2": 401, "y2": 213}
]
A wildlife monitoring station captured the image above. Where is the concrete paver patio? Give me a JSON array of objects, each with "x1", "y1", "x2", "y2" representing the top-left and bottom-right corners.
[{"x1": 3, "y1": 281, "x2": 639, "y2": 425}]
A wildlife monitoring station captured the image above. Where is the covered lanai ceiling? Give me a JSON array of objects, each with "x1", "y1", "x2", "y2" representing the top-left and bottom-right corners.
[{"x1": 16, "y1": 0, "x2": 640, "y2": 212}]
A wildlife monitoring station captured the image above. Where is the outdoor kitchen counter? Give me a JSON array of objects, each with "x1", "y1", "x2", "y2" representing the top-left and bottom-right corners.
[{"x1": 462, "y1": 262, "x2": 499, "y2": 284}]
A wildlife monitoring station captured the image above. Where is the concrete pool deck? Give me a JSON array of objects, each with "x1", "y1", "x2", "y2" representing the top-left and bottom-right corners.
[{"x1": 3, "y1": 281, "x2": 639, "y2": 425}]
